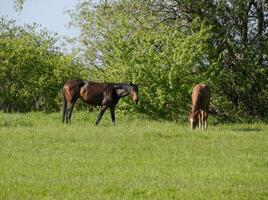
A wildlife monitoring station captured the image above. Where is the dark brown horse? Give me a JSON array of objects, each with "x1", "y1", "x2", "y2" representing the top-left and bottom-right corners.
[
  {"x1": 189, "y1": 83, "x2": 210, "y2": 130},
  {"x1": 62, "y1": 79, "x2": 139, "y2": 125}
]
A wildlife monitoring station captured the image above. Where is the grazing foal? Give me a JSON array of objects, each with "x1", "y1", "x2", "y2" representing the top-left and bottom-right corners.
[
  {"x1": 62, "y1": 79, "x2": 139, "y2": 125},
  {"x1": 189, "y1": 83, "x2": 210, "y2": 130}
]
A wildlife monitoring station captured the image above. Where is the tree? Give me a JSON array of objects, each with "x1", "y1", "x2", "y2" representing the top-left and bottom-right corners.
[
  {"x1": 69, "y1": 0, "x2": 268, "y2": 119},
  {"x1": 68, "y1": 0, "x2": 212, "y2": 119},
  {"x1": 0, "y1": 18, "x2": 81, "y2": 112},
  {"x1": 11, "y1": 0, "x2": 268, "y2": 119},
  {"x1": 141, "y1": 0, "x2": 268, "y2": 118}
]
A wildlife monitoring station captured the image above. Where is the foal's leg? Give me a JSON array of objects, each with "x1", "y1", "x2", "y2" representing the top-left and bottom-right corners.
[
  {"x1": 198, "y1": 112, "x2": 202, "y2": 129},
  {"x1": 202, "y1": 110, "x2": 207, "y2": 130},
  {"x1": 95, "y1": 105, "x2": 108, "y2": 125},
  {"x1": 110, "y1": 106, "x2": 116, "y2": 125},
  {"x1": 202, "y1": 111, "x2": 205, "y2": 130},
  {"x1": 204, "y1": 111, "x2": 208, "y2": 130},
  {"x1": 62, "y1": 95, "x2": 67, "y2": 123}
]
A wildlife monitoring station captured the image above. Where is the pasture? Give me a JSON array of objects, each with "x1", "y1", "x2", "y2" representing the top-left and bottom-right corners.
[{"x1": 0, "y1": 112, "x2": 267, "y2": 199}]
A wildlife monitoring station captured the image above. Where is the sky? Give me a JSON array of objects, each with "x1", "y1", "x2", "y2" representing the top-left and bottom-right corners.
[{"x1": 0, "y1": 0, "x2": 80, "y2": 38}]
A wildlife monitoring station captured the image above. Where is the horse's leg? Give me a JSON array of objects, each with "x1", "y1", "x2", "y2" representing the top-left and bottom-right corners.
[
  {"x1": 65, "y1": 107, "x2": 70, "y2": 123},
  {"x1": 67, "y1": 98, "x2": 77, "y2": 124},
  {"x1": 110, "y1": 105, "x2": 116, "y2": 125},
  {"x1": 95, "y1": 105, "x2": 108, "y2": 125},
  {"x1": 65, "y1": 103, "x2": 71, "y2": 124}
]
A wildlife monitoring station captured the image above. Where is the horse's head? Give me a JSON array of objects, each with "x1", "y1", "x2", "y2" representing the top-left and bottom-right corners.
[
  {"x1": 130, "y1": 82, "x2": 139, "y2": 104},
  {"x1": 189, "y1": 111, "x2": 199, "y2": 129}
]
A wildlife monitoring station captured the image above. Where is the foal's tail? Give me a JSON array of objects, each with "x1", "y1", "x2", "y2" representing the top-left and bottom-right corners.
[{"x1": 62, "y1": 91, "x2": 67, "y2": 123}]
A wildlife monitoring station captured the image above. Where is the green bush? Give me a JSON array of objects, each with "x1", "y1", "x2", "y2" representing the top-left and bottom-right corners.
[{"x1": 0, "y1": 18, "x2": 81, "y2": 112}]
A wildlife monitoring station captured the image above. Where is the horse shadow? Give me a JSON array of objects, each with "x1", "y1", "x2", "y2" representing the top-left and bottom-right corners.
[{"x1": 231, "y1": 127, "x2": 262, "y2": 132}]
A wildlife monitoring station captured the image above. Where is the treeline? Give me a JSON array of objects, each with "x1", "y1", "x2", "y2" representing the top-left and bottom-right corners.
[
  {"x1": 1, "y1": 0, "x2": 268, "y2": 121},
  {"x1": 69, "y1": 0, "x2": 268, "y2": 120}
]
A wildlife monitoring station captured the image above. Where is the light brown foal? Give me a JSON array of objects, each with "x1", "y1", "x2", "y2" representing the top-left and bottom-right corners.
[{"x1": 189, "y1": 83, "x2": 210, "y2": 130}]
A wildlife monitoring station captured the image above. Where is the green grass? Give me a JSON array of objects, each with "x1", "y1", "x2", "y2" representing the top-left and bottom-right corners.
[{"x1": 0, "y1": 112, "x2": 267, "y2": 199}]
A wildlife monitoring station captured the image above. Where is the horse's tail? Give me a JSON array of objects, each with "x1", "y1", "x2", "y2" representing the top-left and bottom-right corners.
[
  {"x1": 77, "y1": 79, "x2": 86, "y2": 98},
  {"x1": 62, "y1": 90, "x2": 67, "y2": 123},
  {"x1": 78, "y1": 79, "x2": 86, "y2": 89}
]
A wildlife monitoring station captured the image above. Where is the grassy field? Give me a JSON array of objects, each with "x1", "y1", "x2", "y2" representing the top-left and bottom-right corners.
[{"x1": 0, "y1": 111, "x2": 267, "y2": 199}]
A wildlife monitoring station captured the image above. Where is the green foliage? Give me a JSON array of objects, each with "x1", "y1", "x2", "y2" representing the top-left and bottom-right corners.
[
  {"x1": 7, "y1": 0, "x2": 268, "y2": 120},
  {"x1": 69, "y1": 1, "x2": 212, "y2": 120},
  {"x1": 0, "y1": 18, "x2": 81, "y2": 112},
  {"x1": 69, "y1": 0, "x2": 268, "y2": 120},
  {"x1": 0, "y1": 112, "x2": 267, "y2": 199}
]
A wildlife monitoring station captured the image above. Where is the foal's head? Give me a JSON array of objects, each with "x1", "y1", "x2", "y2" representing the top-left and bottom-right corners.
[
  {"x1": 129, "y1": 82, "x2": 139, "y2": 104},
  {"x1": 189, "y1": 111, "x2": 199, "y2": 129}
]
